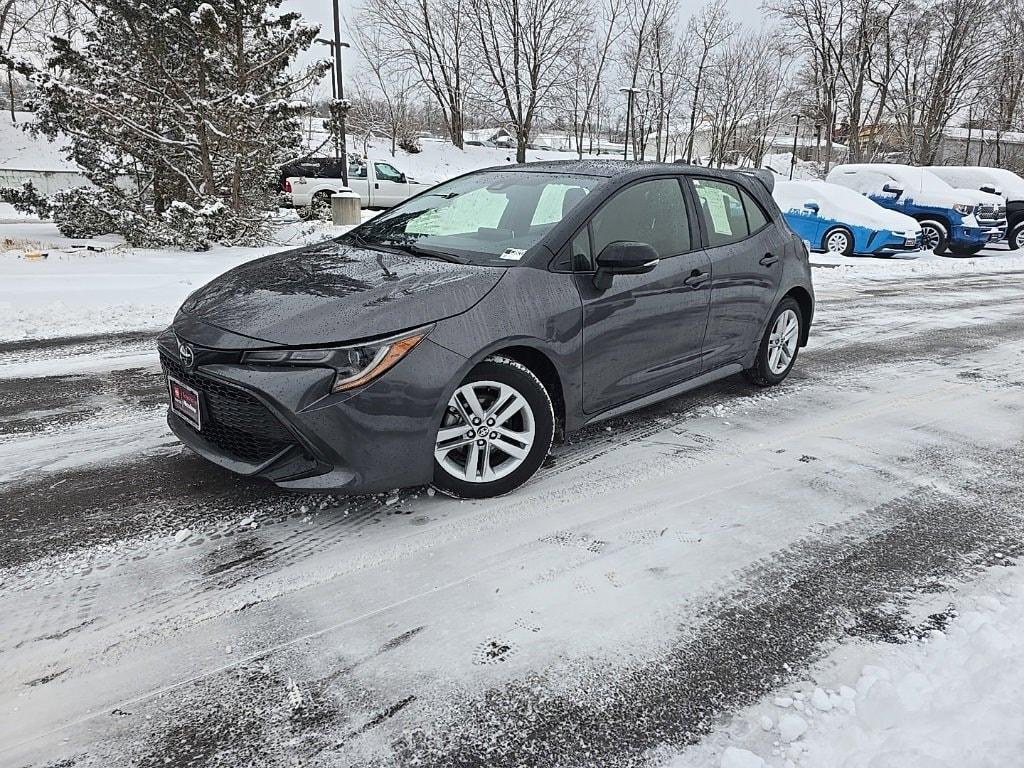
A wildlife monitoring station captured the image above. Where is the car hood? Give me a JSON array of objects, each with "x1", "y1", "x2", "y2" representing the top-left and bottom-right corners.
[
  {"x1": 179, "y1": 239, "x2": 505, "y2": 346},
  {"x1": 954, "y1": 188, "x2": 1005, "y2": 207}
]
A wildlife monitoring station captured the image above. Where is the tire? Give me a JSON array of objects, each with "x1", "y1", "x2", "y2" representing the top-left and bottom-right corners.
[
  {"x1": 821, "y1": 226, "x2": 854, "y2": 256},
  {"x1": 1009, "y1": 222, "x2": 1024, "y2": 251},
  {"x1": 919, "y1": 219, "x2": 948, "y2": 254},
  {"x1": 744, "y1": 298, "x2": 803, "y2": 387},
  {"x1": 947, "y1": 242, "x2": 985, "y2": 257},
  {"x1": 431, "y1": 356, "x2": 555, "y2": 499}
]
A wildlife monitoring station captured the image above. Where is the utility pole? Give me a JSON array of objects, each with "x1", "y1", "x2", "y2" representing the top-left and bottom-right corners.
[
  {"x1": 790, "y1": 113, "x2": 802, "y2": 180},
  {"x1": 332, "y1": 0, "x2": 350, "y2": 188}
]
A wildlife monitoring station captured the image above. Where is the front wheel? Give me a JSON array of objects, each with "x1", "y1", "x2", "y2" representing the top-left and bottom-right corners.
[
  {"x1": 744, "y1": 298, "x2": 803, "y2": 387},
  {"x1": 432, "y1": 357, "x2": 555, "y2": 499},
  {"x1": 822, "y1": 226, "x2": 854, "y2": 256},
  {"x1": 1008, "y1": 222, "x2": 1024, "y2": 251},
  {"x1": 919, "y1": 220, "x2": 948, "y2": 254}
]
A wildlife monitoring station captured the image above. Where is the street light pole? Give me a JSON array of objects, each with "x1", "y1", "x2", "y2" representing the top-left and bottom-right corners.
[
  {"x1": 331, "y1": 0, "x2": 349, "y2": 188},
  {"x1": 790, "y1": 113, "x2": 802, "y2": 180},
  {"x1": 620, "y1": 87, "x2": 641, "y2": 161}
]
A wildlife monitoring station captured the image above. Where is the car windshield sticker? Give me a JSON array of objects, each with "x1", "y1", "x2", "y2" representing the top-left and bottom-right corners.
[{"x1": 500, "y1": 248, "x2": 527, "y2": 261}]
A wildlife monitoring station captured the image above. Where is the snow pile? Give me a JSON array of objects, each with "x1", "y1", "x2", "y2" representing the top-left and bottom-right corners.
[
  {"x1": 773, "y1": 179, "x2": 920, "y2": 233},
  {"x1": 0, "y1": 112, "x2": 76, "y2": 171},
  {"x1": 0, "y1": 216, "x2": 357, "y2": 342},
  {"x1": 760, "y1": 153, "x2": 824, "y2": 181},
  {"x1": 663, "y1": 566, "x2": 1024, "y2": 768}
]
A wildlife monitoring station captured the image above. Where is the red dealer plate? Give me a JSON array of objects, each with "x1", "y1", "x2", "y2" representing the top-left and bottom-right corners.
[{"x1": 168, "y1": 376, "x2": 202, "y2": 431}]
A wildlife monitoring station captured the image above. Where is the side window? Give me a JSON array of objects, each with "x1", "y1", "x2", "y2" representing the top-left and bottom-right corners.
[
  {"x1": 570, "y1": 227, "x2": 593, "y2": 272},
  {"x1": 693, "y1": 178, "x2": 750, "y2": 247},
  {"x1": 591, "y1": 179, "x2": 690, "y2": 260},
  {"x1": 374, "y1": 162, "x2": 404, "y2": 182},
  {"x1": 741, "y1": 189, "x2": 769, "y2": 232},
  {"x1": 349, "y1": 163, "x2": 368, "y2": 179}
]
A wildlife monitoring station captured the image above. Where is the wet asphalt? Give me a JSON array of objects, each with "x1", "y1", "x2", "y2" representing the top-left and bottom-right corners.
[{"x1": 2, "y1": 268, "x2": 1024, "y2": 767}]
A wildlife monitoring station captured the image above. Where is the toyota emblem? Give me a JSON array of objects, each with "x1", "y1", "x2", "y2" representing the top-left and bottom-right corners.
[{"x1": 178, "y1": 342, "x2": 195, "y2": 370}]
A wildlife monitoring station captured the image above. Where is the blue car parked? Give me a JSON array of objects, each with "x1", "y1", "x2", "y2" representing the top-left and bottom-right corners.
[{"x1": 773, "y1": 179, "x2": 923, "y2": 257}]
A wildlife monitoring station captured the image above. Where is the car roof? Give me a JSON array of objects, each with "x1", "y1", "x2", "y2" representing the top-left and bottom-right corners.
[{"x1": 489, "y1": 159, "x2": 756, "y2": 180}]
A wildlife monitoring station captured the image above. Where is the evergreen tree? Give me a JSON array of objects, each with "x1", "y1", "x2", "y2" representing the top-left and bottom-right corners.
[{"x1": 3, "y1": 0, "x2": 328, "y2": 248}]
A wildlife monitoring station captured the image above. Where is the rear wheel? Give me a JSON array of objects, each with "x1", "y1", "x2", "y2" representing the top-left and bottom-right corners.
[
  {"x1": 1009, "y1": 222, "x2": 1024, "y2": 251},
  {"x1": 919, "y1": 220, "x2": 948, "y2": 254},
  {"x1": 822, "y1": 227, "x2": 854, "y2": 256},
  {"x1": 432, "y1": 357, "x2": 554, "y2": 499},
  {"x1": 744, "y1": 298, "x2": 803, "y2": 387}
]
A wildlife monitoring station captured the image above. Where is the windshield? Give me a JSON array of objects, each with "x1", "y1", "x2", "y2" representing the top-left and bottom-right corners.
[{"x1": 346, "y1": 171, "x2": 601, "y2": 266}]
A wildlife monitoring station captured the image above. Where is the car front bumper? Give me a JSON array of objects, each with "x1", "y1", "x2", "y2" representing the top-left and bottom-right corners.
[
  {"x1": 951, "y1": 223, "x2": 1005, "y2": 247},
  {"x1": 158, "y1": 324, "x2": 468, "y2": 493}
]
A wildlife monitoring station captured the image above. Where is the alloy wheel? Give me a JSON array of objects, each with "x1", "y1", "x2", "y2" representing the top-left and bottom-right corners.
[
  {"x1": 767, "y1": 309, "x2": 800, "y2": 375},
  {"x1": 434, "y1": 380, "x2": 536, "y2": 483},
  {"x1": 1015, "y1": 227, "x2": 1024, "y2": 250},
  {"x1": 922, "y1": 225, "x2": 942, "y2": 251},
  {"x1": 825, "y1": 231, "x2": 849, "y2": 253}
]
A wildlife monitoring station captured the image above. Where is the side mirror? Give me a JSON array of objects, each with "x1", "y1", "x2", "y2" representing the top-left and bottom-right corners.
[
  {"x1": 882, "y1": 183, "x2": 904, "y2": 198},
  {"x1": 399, "y1": 173, "x2": 408, "y2": 183},
  {"x1": 803, "y1": 200, "x2": 820, "y2": 214},
  {"x1": 593, "y1": 241, "x2": 659, "y2": 290}
]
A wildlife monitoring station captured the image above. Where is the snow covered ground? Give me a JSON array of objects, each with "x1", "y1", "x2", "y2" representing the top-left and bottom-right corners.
[
  {"x1": 666, "y1": 564, "x2": 1024, "y2": 768},
  {"x1": 2, "y1": 247, "x2": 1023, "y2": 767},
  {"x1": 0, "y1": 215, "x2": 371, "y2": 343},
  {"x1": 4, "y1": 122, "x2": 1024, "y2": 767}
]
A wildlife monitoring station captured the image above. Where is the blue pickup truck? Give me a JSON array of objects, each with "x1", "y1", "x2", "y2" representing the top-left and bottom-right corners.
[{"x1": 826, "y1": 164, "x2": 1006, "y2": 256}]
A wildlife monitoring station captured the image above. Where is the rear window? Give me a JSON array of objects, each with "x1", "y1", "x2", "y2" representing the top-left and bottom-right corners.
[{"x1": 693, "y1": 178, "x2": 751, "y2": 246}]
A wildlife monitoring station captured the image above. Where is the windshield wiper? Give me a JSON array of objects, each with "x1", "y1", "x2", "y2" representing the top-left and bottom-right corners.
[{"x1": 385, "y1": 242, "x2": 466, "y2": 264}]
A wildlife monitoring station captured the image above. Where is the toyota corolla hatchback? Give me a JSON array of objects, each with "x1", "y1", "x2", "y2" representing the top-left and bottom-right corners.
[{"x1": 159, "y1": 161, "x2": 814, "y2": 498}]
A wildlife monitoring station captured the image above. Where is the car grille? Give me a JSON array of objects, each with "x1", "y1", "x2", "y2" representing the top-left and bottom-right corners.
[
  {"x1": 976, "y1": 204, "x2": 1006, "y2": 226},
  {"x1": 160, "y1": 351, "x2": 297, "y2": 464}
]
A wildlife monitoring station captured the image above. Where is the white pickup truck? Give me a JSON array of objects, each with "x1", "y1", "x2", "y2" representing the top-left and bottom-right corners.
[{"x1": 280, "y1": 157, "x2": 423, "y2": 212}]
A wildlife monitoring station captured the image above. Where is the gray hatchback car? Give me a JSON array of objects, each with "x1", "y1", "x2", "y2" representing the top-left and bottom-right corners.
[{"x1": 159, "y1": 161, "x2": 814, "y2": 498}]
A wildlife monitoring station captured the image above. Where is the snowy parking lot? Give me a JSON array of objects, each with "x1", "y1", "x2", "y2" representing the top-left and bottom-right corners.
[{"x1": 2, "y1": 233, "x2": 1024, "y2": 767}]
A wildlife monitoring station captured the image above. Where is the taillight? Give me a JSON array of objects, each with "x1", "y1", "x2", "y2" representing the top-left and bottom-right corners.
[{"x1": 283, "y1": 180, "x2": 292, "y2": 193}]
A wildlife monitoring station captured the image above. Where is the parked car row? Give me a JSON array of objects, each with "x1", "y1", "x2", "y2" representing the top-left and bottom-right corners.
[{"x1": 769, "y1": 163, "x2": 1023, "y2": 257}]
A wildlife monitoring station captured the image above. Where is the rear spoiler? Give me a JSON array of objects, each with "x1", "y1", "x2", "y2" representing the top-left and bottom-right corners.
[{"x1": 735, "y1": 168, "x2": 776, "y2": 194}]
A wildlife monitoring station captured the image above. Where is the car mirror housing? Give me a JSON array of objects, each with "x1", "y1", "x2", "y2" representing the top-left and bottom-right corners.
[
  {"x1": 593, "y1": 241, "x2": 660, "y2": 290},
  {"x1": 803, "y1": 200, "x2": 820, "y2": 213},
  {"x1": 882, "y1": 183, "x2": 904, "y2": 197},
  {"x1": 980, "y1": 184, "x2": 1000, "y2": 195}
]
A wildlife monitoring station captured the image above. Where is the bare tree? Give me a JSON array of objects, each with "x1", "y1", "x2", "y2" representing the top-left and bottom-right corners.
[
  {"x1": 350, "y1": 19, "x2": 419, "y2": 156},
  {"x1": 361, "y1": 0, "x2": 471, "y2": 148},
  {"x1": 890, "y1": 0, "x2": 996, "y2": 164},
  {"x1": 470, "y1": 0, "x2": 590, "y2": 163},
  {"x1": 683, "y1": 0, "x2": 734, "y2": 162}
]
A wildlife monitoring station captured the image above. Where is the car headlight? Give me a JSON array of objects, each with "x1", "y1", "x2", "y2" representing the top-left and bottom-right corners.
[
  {"x1": 953, "y1": 203, "x2": 975, "y2": 216},
  {"x1": 242, "y1": 328, "x2": 429, "y2": 393}
]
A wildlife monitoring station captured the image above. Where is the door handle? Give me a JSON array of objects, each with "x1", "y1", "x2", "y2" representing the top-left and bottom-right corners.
[
  {"x1": 684, "y1": 269, "x2": 710, "y2": 288},
  {"x1": 375, "y1": 182, "x2": 380, "y2": 189},
  {"x1": 759, "y1": 253, "x2": 779, "y2": 266}
]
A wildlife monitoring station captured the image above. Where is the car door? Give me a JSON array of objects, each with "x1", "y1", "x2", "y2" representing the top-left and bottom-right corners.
[
  {"x1": 371, "y1": 161, "x2": 409, "y2": 207},
  {"x1": 689, "y1": 176, "x2": 784, "y2": 371},
  {"x1": 346, "y1": 161, "x2": 371, "y2": 206},
  {"x1": 571, "y1": 177, "x2": 713, "y2": 414}
]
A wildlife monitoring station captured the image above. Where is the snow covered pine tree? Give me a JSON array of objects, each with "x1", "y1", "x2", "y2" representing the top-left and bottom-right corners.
[{"x1": 2, "y1": 0, "x2": 329, "y2": 249}]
